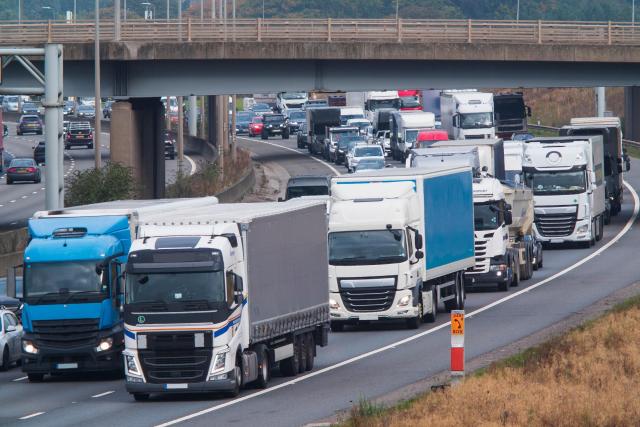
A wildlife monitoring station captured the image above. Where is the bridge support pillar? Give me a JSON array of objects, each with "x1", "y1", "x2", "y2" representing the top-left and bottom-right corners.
[
  {"x1": 111, "y1": 98, "x2": 165, "y2": 199},
  {"x1": 625, "y1": 87, "x2": 640, "y2": 142}
]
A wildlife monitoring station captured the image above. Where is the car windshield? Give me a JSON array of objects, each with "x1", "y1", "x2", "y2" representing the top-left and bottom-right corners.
[
  {"x1": 237, "y1": 112, "x2": 253, "y2": 122},
  {"x1": 64, "y1": 101, "x2": 74, "y2": 107},
  {"x1": 125, "y1": 271, "x2": 226, "y2": 305},
  {"x1": 460, "y1": 112, "x2": 494, "y2": 129},
  {"x1": 23, "y1": 103, "x2": 36, "y2": 108},
  {"x1": 6, "y1": 96, "x2": 19, "y2": 102},
  {"x1": 24, "y1": 261, "x2": 106, "y2": 301},
  {"x1": 341, "y1": 114, "x2": 365, "y2": 125},
  {"x1": 251, "y1": 116, "x2": 263, "y2": 123},
  {"x1": 289, "y1": 112, "x2": 306, "y2": 121},
  {"x1": 329, "y1": 230, "x2": 407, "y2": 265},
  {"x1": 286, "y1": 185, "x2": 329, "y2": 199},
  {"x1": 524, "y1": 170, "x2": 587, "y2": 195},
  {"x1": 79, "y1": 106, "x2": 93, "y2": 111},
  {"x1": 400, "y1": 96, "x2": 421, "y2": 108},
  {"x1": 337, "y1": 137, "x2": 362, "y2": 150},
  {"x1": 10, "y1": 159, "x2": 34, "y2": 167},
  {"x1": 283, "y1": 93, "x2": 306, "y2": 100},
  {"x1": 264, "y1": 115, "x2": 284, "y2": 123},
  {"x1": 355, "y1": 158, "x2": 385, "y2": 170},
  {"x1": 474, "y1": 202, "x2": 502, "y2": 231},
  {"x1": 355, "y1": 146, "x2": 383, "y2": 157},
  {"x1": 369, "y1": 99, "x2": 400, "y2": 110},
  {"x1": 332, "y1": 130, "x2": 359, "y2": 143},
  {"x1": 22, "y1": 116, "x2": 39, "y2": 122},
  {"x1": 253, "y1": 104, "x2": 270, "y2": 110}
]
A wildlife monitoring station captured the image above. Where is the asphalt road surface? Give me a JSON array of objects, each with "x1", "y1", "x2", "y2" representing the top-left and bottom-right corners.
[{"x1": 0, "y1": 133, "x2": 638, "y2": 427}]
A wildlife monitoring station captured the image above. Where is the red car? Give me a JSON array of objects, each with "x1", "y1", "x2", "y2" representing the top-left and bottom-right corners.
[{"x1": 249, "y1": 116, "x2": 264, "y2": 137}]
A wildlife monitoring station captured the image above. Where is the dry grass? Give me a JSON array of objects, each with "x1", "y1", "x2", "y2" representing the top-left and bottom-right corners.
[{"x1": 342, "y1": 296, "x2": 640, "y2": 427}]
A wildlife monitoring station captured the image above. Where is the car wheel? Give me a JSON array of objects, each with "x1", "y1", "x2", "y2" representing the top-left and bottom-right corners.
[
  {"x1": 6, "y1": 178, "x2": 12, "y2": 185},
  {"x1": 88, "y1": 143, "x2": 94, "y2": 149},
  {"x1": 133, "y1": 393, "x2": 149, "y2": 402},
  {"x1": 0, "y1": 347, "x2": 9, "y2": 371},
  {"x1": 27, "y1": 373, "x2": 44, "y2": 382}
]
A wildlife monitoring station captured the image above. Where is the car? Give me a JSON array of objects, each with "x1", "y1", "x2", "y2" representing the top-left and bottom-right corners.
[
  {"x1": 346, "y1": 118, "x2": 373, "y2": 138},
  {"x1": 63, "y1": 100, "x2": 76, "y2": 116},
  {"x1": 297, "y1": 121, "x2": 308, "y2": 148},
  {"x1": 235, "y1": 111, "x2": 254, "y2": 134},
  {"x1": 354, "y1": 157, "x2": 386, "y2": 172},
  {"x1": 76, "y1": 104, "x2": 96, "y2": 118},
  {"x1": 249, "y1": 116, "x2": 264, "y2": 137},
  {"x1": 281, "y1": 175, "x2": 330, "y2": 201},
  {"x1": 6, "y1": 158, "x2": 41, "y2": 184},
  {"x1": 33, "y1": 141, "x2": 45, "y2": 164},
  {"x1": 0, "y1": 310, "x2": 23, "y2": 371},
  {"x1": 346, "y1": 143, "x2": 385, "y2": 173},
  {"x1": 103, "y1": 100, "x2": 113, "y2": 118},
  {"x1": 250, "y1": 103, "x2": 272, "y2": 114},
  {"x1": 21, "y1": 102, "x2": 39, "y2": 115},
  {"x1": 375, "y1": 130, "x2": 391, "y2": 154},
  {"x1": 303, "y1": 99, "x2": 328, "y2": 110},
  {"x1": 261, "y1": 114, "x2": 289, "y2": 139},
  {"x1": 17, "y1": 115, "x2": 43, "y2": 135},
  {"x1": 3, "y1": 124, "x2": 7, "y2": 137},
  {"x1": 2, "y1": 96, "x2": 19, "y2": 112},
  {"x1": 287, "y1": 110, "x2": 306, "y2": 134},
  {"x1": 65, "y1": 121, "x2": 94, "y2": 149},
  {"x1": 163, "y1": 130, "x2": 176, "y2": 160},
  {"x1": 332, "y1": 136, "x2": 362, "y2": 165},
  {"x1": 511, "y1": 132, "x2": 535, "y2": 141}
]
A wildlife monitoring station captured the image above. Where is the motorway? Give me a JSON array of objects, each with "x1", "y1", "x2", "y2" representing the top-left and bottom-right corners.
[
  {"x1": 0, "y1": 118, "x2": 195, "y2": 231},
  {"x1": 0, "y1": 133, "x2": 638, "y2": 427}
]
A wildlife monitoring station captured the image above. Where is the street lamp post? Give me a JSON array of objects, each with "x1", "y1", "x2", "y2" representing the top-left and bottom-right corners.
[
  {"x1": 395, "y1": 0, "x2": 399, "y2": 21},
  {"x1": 633, "y1": 0, "x2": 636, "y2": 25},
  {"x1": 516, "y1": 0, "x2": 520, "y2": 21},
  {"x1": 94, "y1": 0, "x2": 102, "y2": 169}
]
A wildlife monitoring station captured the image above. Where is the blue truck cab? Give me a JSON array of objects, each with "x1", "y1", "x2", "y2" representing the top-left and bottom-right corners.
[{"x1": 21, "y1": 215, "x2": 133, "y2": 381}]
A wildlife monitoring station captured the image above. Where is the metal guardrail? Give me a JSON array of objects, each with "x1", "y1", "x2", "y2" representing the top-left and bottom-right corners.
[
  {"x1": 529, "y1": 123, "x2": 640, "y2": 149},
  {"x1": 3, "y1": 18, "x2": 640, "y2": 45}
]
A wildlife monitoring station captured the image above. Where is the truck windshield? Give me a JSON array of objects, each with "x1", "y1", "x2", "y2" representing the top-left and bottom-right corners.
[
  {"x1": 400, "y1": 96, "x2": 421, "y2": 109},
  {"x1": 24, "y1": 261, "x2": 106, "y2": 302},
  {"x1": 329, "y1": 230, "x2": 407, "y2": 265},
  {"x1": 126, "y1": 271, "x2": 225, "y2": 305},
  {"x1": 524, "y1": 170, "x2": 587, "y2": 195},
  {"x1": 404, "y1": 129, "x2": 421, "y2": 145},
  {"x1": 369, "y1": 99, "x2": 400, "y2": 111},
  {"x1": 474, "y1": 203, "x2": 502, "y2": 231},
  {"x1": 495, "y1": 99, "x2": 525, "y2": 120},
  {"x1": 331, "y1": 130, "x2": 359, "y2": 143},
  {"x1": 460, "y1": 112, "x2": 494, "y2": 129}
]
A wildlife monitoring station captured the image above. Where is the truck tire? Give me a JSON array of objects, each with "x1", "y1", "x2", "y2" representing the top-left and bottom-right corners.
[
  {"x1": 596, "y1": 216, "x2": 604, "y2": 242},
  {"x1": 604, "y1": 207, "x2": 611, "y2": 225},
  {"x1": 330, "y1": 321, "x2": 344, "y2": 332},
  {"x1": 133, "y1": 393, "x2": 149, "y2": 402},
  {"x1": 511, "y1": 258, "x2": 520, "y2": 287},
  {"x1": 444, "y1": 272, "x2": 465, "y2": 311},
  {"x1": 229, "y1": 357, "x2": 243, "y2": 396},
  {"x1": 255, "y1": 346, "x2": 270, "y2": 389},
  {"x1": 297, "y1": 336, "x2": 308, "y2": 373},
  {"x1": 27, "y1": 373, "x2": 44, "y2": 382},
  {"x1": 406, "y1": 296, "x2": 422, "y2": 329},
  {"x1": 305, "y1": 334, "x2": 315, "y2": 371},
  {"x1": 423, "y1": 288, "x2": 438, "y2": 323},
  {"x1": 279, "y1": 340, "x2": 301, "y2": 376}
]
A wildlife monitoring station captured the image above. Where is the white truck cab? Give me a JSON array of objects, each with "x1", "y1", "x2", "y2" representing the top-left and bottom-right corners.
[
  {"x1": 441, "y1": 91, "x2": 496, "y2": 140},
  {"x1": 389, "y1": 111, "x2": 436, "y2": 162}
]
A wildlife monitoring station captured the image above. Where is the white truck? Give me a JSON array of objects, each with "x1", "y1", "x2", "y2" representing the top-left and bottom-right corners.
[
  {"x1": 523, "y1": 136, "x2": 606, "y2": 247},
  {"x1": 276, "y1": 92, "x2": 308, "y2": 112},
  {"x1": 346, "y1": 91, "x2": 401, "y2": 123},
  {"x1": 389, "y1": 111, "x2": 436, "y2": 162},
  {"x1": 328, "y1": 167, "x2": 475, "y2": 330},
  {"x1": 123, "y1": 200, "x2": 330, "y2": 400},
  {"x1": 504, "y1": 141, "x2": 526, "y2": 184},
  {"x1": 340, "y1": 106, "x2": 366, "y2": 125},
  {"x1": 427, "y1": 139, "x2": 506, "y2": 180},
  {"x1": 440, "y1": 91, "x2": 495, "y2": 140}
]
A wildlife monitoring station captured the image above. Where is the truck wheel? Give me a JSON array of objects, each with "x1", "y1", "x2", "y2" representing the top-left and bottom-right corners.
[
  {"x1": 229, "y1": 358, "x2": 243, "y2": 396},
  {"x1": 305, "y1": 334, "x2": 315, "y2": 371},
  {"x1": 511, "y1": 259, "x2": 520, "y2": 287},
  {"x1": 596, "y1": 216, "x2": 604, "y2": 242},
  {"x1": 297, "y1": 336, "x2": 308, "y2": 373},
  {"x1": 279, "y1": 340, "x2": 300, "y2": 376},
  {"x1": 604, "y1": 208, "x2": 611, "y2": 225},
  {"x1": 255, "y1": 346, "x2": 270, "y2": 389},
  {"x1": 27, "y1": 373, "x2": 44, "y2": 382},
  {"x1": 330, "y1": 321, "x2": 344, "y2": 332},
  {"x1": 444, "y1": 272, "x2": 465, "y2": 311},
  {"x1": 406, "y1": 296, "x2": 422, "y2": 329},
  {"x1": 423, "y1": 289, "x2": 438, "y2": 323},
  {"x1": 133, "y1": 393, "x2": 149, "y2": 402}
]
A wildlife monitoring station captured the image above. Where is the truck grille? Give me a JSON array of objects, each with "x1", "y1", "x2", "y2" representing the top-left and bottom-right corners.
[
  {"x1": 139, "y1": 349, "x2": 211, "y2": 383},
  {"x1": 31, "y1": 318, "x2": 100, "y2": 349},
  {"x1": 469, "y1": 232, "x2": 494, "y2": 274},
  {"x1": 340, "y1": 287, "x2": 396, "y2": 312},
  {"x1": 535, "y1": 211, "x2": 578, "y2": 237},
  {"x1": 465, "y1": 134, "x2": 487, "y2": 140}
]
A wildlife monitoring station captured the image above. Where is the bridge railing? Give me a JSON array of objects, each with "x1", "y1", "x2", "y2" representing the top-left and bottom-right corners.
[{"x1": 2, "y1": 18, "x2": 640, "y2": 45}]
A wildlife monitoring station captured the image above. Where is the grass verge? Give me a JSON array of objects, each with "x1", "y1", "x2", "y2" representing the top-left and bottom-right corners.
[{"x1": 338, "y1": 294, "x2": 640, "y2": 427}]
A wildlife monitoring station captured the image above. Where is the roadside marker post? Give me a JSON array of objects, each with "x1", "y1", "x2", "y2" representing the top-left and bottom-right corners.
[{"x1": 450, "y1": 310, "x2": 465, "y2": 379}]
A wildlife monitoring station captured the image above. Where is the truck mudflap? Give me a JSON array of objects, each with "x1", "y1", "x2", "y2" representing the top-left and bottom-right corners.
[{"x1": 251, "y1": 304, "x2": 329, "y2": 343}]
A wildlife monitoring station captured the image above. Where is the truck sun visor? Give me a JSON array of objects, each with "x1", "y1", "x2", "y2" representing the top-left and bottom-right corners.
[{"x1": 127, "y1": 249, "x2": 223, "y2": 273}]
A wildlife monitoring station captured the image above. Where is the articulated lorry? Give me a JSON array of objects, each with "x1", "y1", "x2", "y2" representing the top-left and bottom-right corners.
[
  {"x1": 494, "y1": 93, "x2": 531, "y2": 139},
  {"x1": 307, "y1": 107, "x2": 341, "y2": 155},
  {"x1": 389, "y1": 111, "x2": 436, "y2": 162},
  {"x1": 18, "y1": 198, "x2": 218, "y2": 382},
  {"x1": 523, "y1": 136, "x2": 606, "y2": 247},
  {"x1": 440, "y1": 91, "x2": 495, "y2": 140},
  {"x1": 328, "y1": 167, "x2": 474, "y2": 330},
  {"x1": 561, "y1": 117, "x2": 628, "y2": 222},
  {"x1": 123, "y1": 200, "x2": 329, "y2": 400}
]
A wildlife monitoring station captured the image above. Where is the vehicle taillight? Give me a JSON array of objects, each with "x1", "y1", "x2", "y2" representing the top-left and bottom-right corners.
[
  {"x1": 27, "y1": 167, "x2": 36, "y2": 172},
  {"x1": 89, "y1": 132, "x2": 93, "y2": 138},
  {"x1": 65, "y1": 133, "x2": 70, "y2": 140},
  {"x1": 7, "y1": 168, "x2": 16, "y2": 173}
]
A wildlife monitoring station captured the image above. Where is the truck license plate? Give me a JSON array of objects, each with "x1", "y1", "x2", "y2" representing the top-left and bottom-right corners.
[
  {"x1": 164, "y1": 383, "x2": 188, "y2": 390},
  {"x1": 360, "y1": 313, "x2": 379, "y2": 321},
  {"x1": 56, "y1": 363, "x2": 78, "y2": 369}
]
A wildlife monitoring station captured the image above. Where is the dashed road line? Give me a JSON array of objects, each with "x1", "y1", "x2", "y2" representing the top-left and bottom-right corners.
[
  {"x1": 12, "y1": 376, "x2": 28, "y2": 382},
  {"x1": 19, "y1": 412, "x2": 45, "y2": 420},
  {"x1": 91, "y1": 390, "x2": 115, "y2": 398}
]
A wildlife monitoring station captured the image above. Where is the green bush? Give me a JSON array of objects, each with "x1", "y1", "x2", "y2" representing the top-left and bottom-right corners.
[{"x1": 65, "y1": 162, "x2": 137, "y2": 206}]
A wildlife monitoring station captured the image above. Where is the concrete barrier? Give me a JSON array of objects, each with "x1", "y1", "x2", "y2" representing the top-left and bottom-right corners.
[{"x1": 216, "y1": 167, "x2": 256, "y2": 203}]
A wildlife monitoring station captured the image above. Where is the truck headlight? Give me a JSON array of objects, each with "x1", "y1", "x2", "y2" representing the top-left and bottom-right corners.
[
  {"x1": 126, "y1": 355, "x2": 141, "y2": 376},
  {"x1": 23, "y1": 340, "x2": 39, "y2": 355},
  {"x1": 96, "y1": 337, "x2": 113, "y2": 352},
  {"x1": 210, "y1": 348, "x2": 229, "y2": 374},
  {"x1": 489, "y1": 264, "x2": 507, "y2": 272},
  {"x1": 397, "y1": 295, "x2": 411, "y2": 307},
  {"x1": 577, "y1": 224, "x2": 588, "y2": 234},
  {"x1": 329, "y1": 298, "x2": 340, "y2": 310}
]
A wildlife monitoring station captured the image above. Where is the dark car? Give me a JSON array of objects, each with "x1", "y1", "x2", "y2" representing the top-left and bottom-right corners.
[
  {"x1": 76, "y1": 104, "x2": 95, "y2": 118},
  {"x1": 21, "y1": 102, "x2": 39, "y2": 115},
  {"x1": 103, "y1": 100, "x2": 113, "y2": 119},
  {"x1": 281, "y1": 176, "x2": 331, "y2": 201},
  {"x1": 164, "y1": 130, "x2": 176, "y2": 160},
  {"x1": 333, "y1": 136, "x2": 361, "y2": 165},
  {"x1": 17, "y1": 115, "x2": 43, "y2": 135},
  {"x1": 251, "y1": 103, "x2": 272, "y2": 114},
  {"x1": 65, "y1": 121, "x2": 93, "y2": 149},
  {"x1": 287, "y1": 110, "x2": 306, "y2": 134},
  {"x1": 235, "y1": 111, "x2": 254, "y2": 134},
  {"x1": 6, "y1": 158, "x2": 41, "y2": 184},
  {"x1": 63, "y1": 100, "x2": 76, "y2": 116},
  {"x1": 33, "y1": 141, "x2": 45, "y2": 165},
  {"x1": 261, "y1": 114, "x2": 289, "y2": 139}
]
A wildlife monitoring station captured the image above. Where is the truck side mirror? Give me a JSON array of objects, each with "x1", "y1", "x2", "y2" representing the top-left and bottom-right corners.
[
  {"x1": 234, "y1": 274, "x2": 244, "y2": 305},
  {"x1": 415, "y1": 250, "x2": 424, "y2": 260},
  {"x1": 626, "y1": 158, "x2": 631, "y2": 172},
  {"x1": 415, "y1": 233, "x2": 423, "y2": 250},
  {"x1": 526, "y1": 106, "x2": 532, "y2": 117},
  {"x1": 453, "y1": 114, "x2": 459, "y2": 127},
  {"x1": 504, "y1": 211, "x2": 513, "y2": 226},
  {"x1": 95, "y1": 263, "x2": 104, "y2": 275}
]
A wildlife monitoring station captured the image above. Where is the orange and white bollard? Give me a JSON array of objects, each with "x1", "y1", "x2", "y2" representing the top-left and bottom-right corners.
[{"x1": 450, "y1": 310, "x2": 465, "y2": 379}]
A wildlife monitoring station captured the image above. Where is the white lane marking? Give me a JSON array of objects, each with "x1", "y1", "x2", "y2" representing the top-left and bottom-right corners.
[
  {"x1": 9, "y1": 200, "x2": 16, "y2": 203},
  {"x1": 156, "y1": 182, "x2": 639, "y2": 427},
  {"x1": 12, "y1": 376, "x2": 28, "y2": 382},
  {"x1": 32, "y1": 191, "x2": 37, "y2": 194},
  {"x1": 185, "y1": 155, "x2": 197, "y2": 176},
  {"x1": 237, "y1": 136, "x2": 342, "y2": 176},
  {"x1": 91, "y1": 390, "x2": 115, "y2": 398},
  {"x1": 21, "y1": 195, "x2": 27, "y2": 199},
  {"x1": 19, "y1": 412, "x2": 45, "y2": 420}
]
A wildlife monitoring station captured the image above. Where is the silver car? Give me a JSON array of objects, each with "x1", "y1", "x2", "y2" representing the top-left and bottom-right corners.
[{"x1": 0, "y1": 310, "x2": 23, "y2": 370}]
